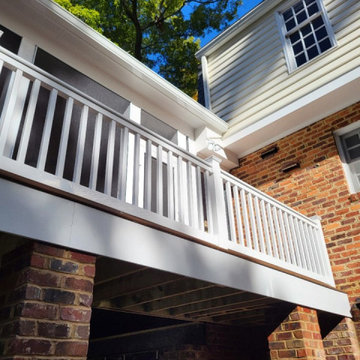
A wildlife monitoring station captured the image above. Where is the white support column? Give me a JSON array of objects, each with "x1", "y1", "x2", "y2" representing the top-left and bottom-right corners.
[
  {"x1": 201, "y1": 56, "x2": 211, "y2": 110},
  {"x1": 206, "y1": 156, "x2": 229, "y2": 248}
]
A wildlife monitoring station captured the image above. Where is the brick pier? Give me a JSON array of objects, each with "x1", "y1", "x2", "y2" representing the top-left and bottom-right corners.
[{"x1": 0, "y1": 240, "x2": 95, "y2": 359}]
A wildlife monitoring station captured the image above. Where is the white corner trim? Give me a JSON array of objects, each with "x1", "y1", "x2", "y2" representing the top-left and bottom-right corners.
[{"x1": 201, "y1": 56, "x2": 212, "y2": 110}]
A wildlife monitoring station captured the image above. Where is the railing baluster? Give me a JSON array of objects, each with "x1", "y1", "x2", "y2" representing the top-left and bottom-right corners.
[
  {"x1": 167, "y1": 150, "x2": 174, "y2": 220},
  {"x1": 303, "y1": 223, "x2": 317, "y2": 273},
  {"x1": 144, "y1": 139, "x2": 152, "y2": 210},
  {"x1": 37, "y1": 89, "x2": 58, "y2": 170},
  {"x1": 104, "y1": 120, "x2": 116, "y2": 196},
  {"x1": 225, "y1": 181, "x2": 236, "y2": 242},
  {"x1": 298, "y1": 220, "x2": 313, "y2": 272},
  {"x1": 156, "y1": 145, "x2": 163, "y2": 215},
  {"x1": 187, "y1": 161, "x2": 194, "y2": 227},
  {"x1": 248, "y1": 193, "x2": 259, "y2": 251},
  {"x1": 56, "y1": 97, "x2": 74, "y2": 177},
  {"x1": 309, "y1": 225, "x2": 325, "y2": 276},
  {"x1": 3, "y1": 76, "x2": 30, "y2": 158},
  {"x1": 0, "y1": 69, "x2": 23, "y2": 155},
  {"x1": 289, "y1": 215, "x2": 305, "y2": 268},
  {"x1": 284, "y1": 212, "x2": 297, "y2": 265},
  {"x1": 17, "y1": 79, "x2": 41, "y2": 163},
  {"x1": 118, "y1": 127, "x2": 129, "y2": 201},
  {"x1": 132, "y1": 133, "x2": 140, "y2": 206},
  {"x1": 89, "y1": 113, "x2": 102, "y2": 191},
  {"x1": 73, "y1": 105, "x2": 89, "y2": 184},
  {"x1": 233, "y1": 186, "x2": 244, "y2": 246},
  {"x1": 267, "y1": 203, "x2": 279, "y2": 259},
  {"x1": 260, "y1": 199, "x2": 272, "y2": 256},
  {"x1": 273, "y1": 206, "x2": 285, "y2": 261},
  {"x1": 177, "y1": 156, "x2": 185, "y2": 223},
  {"x1": 294, "y1": 218, "x2": 309, "y2": 270},
  {"x1": 196, "y1": 166, "x2": 204, "y2": 232},
  {"x1": 278, "y1": 210, "x2": 291, "y2": 262},
  {"x1": 240, "y1": 189, "x2": 252, "y2": 248},
  {"x1": 204, "y1": 170, "x2": 213, "y2": 234},
  {"x1": 254, "y1": 197, "x2": 266, "y2": 252}
]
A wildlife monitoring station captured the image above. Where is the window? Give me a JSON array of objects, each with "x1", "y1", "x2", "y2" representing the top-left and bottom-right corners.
[
  {"x1": 277, "y1": 0, "x2": 336, "y2": 71},
  {"x1": 335, "y1": 122, "x2": 360, "y2": 193}
]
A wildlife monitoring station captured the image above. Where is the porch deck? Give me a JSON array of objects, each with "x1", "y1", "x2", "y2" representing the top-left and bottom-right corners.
[{"x1": 0, "y1": 47, "x2": 335, "y2": 288}]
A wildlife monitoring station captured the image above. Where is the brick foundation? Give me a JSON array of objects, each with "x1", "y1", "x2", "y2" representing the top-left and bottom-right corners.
[
  {"x1": 268, "y1": 306, "x2": 326, "y2": 360},
  {"x1": 160, "y1": 324, "x2": 263, "y2": 360},
  {"x1": 0, "y1": 240, "x2": 96, "y2": 359},
  {"x1": 323, "y1": 318, "x2": 360, "y2": 360},
  {"x1": 232, "y1": 101, "x2": 360, "y2": 356}
]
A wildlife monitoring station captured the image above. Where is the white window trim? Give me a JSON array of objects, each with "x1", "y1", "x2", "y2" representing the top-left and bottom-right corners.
[
  {"x1": 276, "y1": 0, "x2": 336, "y2": 73},
  {"x1": 334, "y1": 120, "x2": 360, "y2": 194}
]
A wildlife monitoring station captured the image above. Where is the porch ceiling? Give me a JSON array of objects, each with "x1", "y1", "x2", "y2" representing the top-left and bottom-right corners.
[{"x1": 93, "y1": 256, "x2": 290, "y2": 328}]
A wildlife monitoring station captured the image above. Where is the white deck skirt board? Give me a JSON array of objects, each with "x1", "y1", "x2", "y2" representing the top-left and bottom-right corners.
[{"x1": 0, "y1": 178, "x2": 351, "y2": 318}]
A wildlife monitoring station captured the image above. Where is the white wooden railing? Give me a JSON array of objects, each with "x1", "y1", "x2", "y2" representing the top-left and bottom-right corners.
[{"x1": 0, "y1": 48, "x2": 334, "y2": 286}]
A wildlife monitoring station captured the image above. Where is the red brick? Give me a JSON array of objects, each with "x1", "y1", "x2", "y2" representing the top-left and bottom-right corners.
[
  {"x1": 38, "y1": 322, "x2": 71, "y2": 338},
  {"x1": 83, "y1": 265, "x2": 96, "y2": 278},
  {"x1": 68, "y1": 252, "x2": 96, "y2": 264},
  {"x1": 7, "y1": 338, "x2": 52, "y2": 356},
  {"x1": 78, "y1": 293, "x2": 93, "y2": 307},
  {"x1": 55, "y1": 341, "x2": 88, "y2": 356},
  {"x1": 64, "y1": 278, "x2": 93, "y2": 292},
  {"x1": 60, "y1": 307, "x2": 91, "y2": 322},
  {"x1": 16, "y1": 302, "x2": 58, "y2": 320},
  {"x1": 33, "y1": 242, "x2": 66, "y2": 258}
]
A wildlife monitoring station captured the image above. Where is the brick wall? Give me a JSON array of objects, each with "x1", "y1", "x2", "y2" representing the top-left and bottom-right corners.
[
  {"x1": 160, "y1": 324, "x2": 262, "y2": 360},
  {"x1": 0, "y1": 240, "x2": 96, "y2": 359},
  {"x1": 268, "y1": 306, "x2": 326, "y2": 360},
  {"x1": 231, "y1": 102, "x2": 360, "y2": 346}
]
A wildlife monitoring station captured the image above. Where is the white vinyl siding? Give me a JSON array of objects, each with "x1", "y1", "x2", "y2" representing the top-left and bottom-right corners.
[{"x1": 206, "y1": 0, "x2": 360, "y2": 127}]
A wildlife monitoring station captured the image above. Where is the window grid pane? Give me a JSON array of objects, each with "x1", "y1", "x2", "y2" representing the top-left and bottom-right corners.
[{"x1": 281, "y1": 0, "x2": 334, "y2": 70}]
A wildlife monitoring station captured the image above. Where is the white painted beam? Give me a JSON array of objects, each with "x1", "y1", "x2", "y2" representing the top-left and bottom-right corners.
[{"x1": 0, "y1": 178, "x2": 351, "y2": 318}]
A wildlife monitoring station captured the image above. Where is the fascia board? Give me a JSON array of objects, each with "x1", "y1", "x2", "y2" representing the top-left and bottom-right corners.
[{"x1": 33, "y1": 0, "x2": 228, "y2": 134}]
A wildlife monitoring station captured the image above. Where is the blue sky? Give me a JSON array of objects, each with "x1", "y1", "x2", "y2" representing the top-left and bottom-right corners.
[{"x1": 199, "y1": 0, "x2": 263, "y2": 46}]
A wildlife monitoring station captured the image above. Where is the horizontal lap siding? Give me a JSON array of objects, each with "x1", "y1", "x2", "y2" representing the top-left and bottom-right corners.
[{"x1": 207, "y1": 0, "x2": 360, "y2": 126}]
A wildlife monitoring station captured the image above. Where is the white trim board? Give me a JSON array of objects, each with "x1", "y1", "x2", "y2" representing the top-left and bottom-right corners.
[
  {"x1": 0, "y1": 178, "x2": 351, "y2": 318},
  {"x1": 222, "y1": 67, "x2": 360, "y2": 157}
]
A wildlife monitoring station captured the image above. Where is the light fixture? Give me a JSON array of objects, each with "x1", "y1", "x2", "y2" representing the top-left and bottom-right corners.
[{"x1": 207, "y1": 140, "x2": 222, "y2": 152}]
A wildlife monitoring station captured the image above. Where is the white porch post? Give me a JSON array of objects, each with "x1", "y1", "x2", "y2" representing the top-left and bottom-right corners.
[{"x1": 207, "y1": 156, "x2": 229, "y2": 248}]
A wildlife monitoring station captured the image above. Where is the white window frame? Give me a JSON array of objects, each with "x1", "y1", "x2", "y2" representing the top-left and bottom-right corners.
[
  {"x1": 334, "y1": 121, "x2": 360, "y2": 194},
  {"x1": 276, "y1": 0, "x2": 336, "y2": 72}
]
